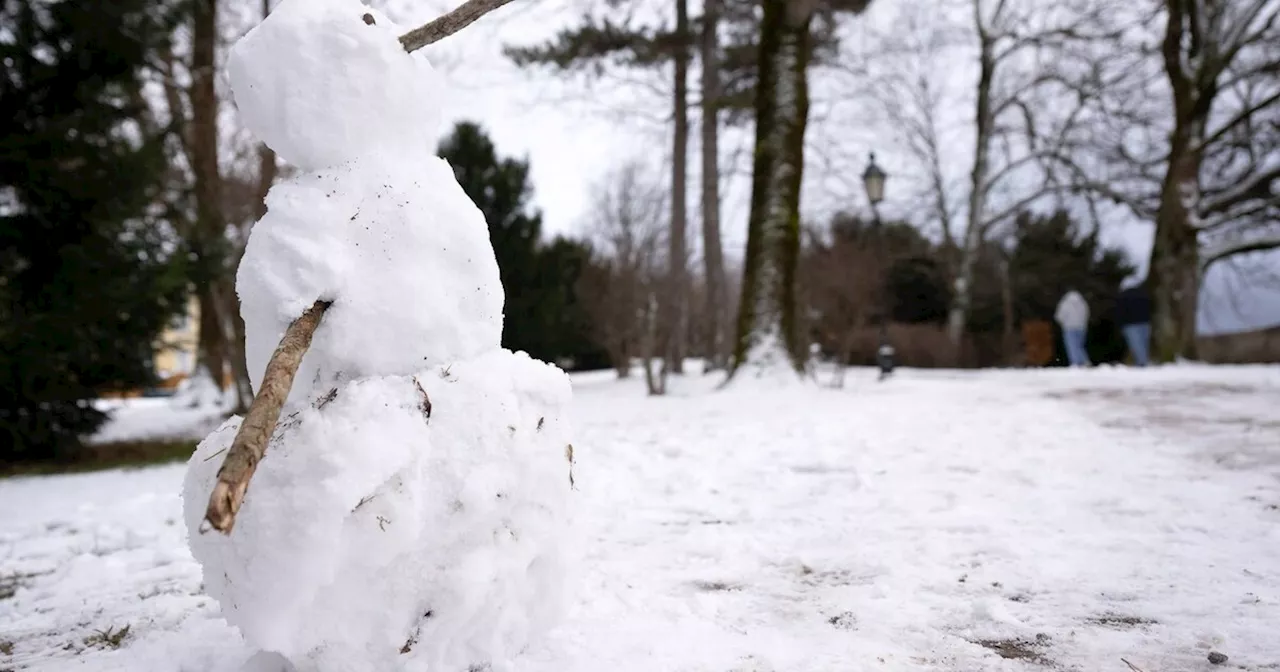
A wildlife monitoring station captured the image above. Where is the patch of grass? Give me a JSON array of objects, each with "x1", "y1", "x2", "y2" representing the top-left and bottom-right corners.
[
  {"x1": 83, "y1": 624, "x2": 130, "y2": 650},
  {"x1": 1, "y1": 441, "x2": 197, "y2": 478},
  {"x1": 0, "y1": 640, "x2": 13, "y2": 655},
  {"x1": 692, "y1": 580, "x2": 741, "y2": 592},
  {"x1": 1088, "y1": 613, "x2": 1157, "y2": 628},
  {"x1": 974, "y1": 634, "x2": 1054, "y2": 666},
  {"x1": 0, "y1": 570, "x2": 52, "y2": 601}
]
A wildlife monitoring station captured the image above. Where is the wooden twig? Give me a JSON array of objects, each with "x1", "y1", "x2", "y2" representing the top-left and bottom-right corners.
[
  {"x1": 1121, "y1": 658, "x2": 1146, "y2": 672},
  {"x1": 203, "y1": 299, "x2": 332, "y2": 534},
  {"x1": 398, "y1": 0, "x2": 517, "y2": 52}
]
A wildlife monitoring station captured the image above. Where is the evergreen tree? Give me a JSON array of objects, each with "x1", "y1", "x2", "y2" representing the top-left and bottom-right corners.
[
  {"x1": 1007, "y1": 210, "x2": 1136, "y2": 365},
  {"x1": 438, "y1": 122, "x2": 605, "y2": 367},
  {"x1": 0, "y1": 0, "x2": 187, "y2": 460}
]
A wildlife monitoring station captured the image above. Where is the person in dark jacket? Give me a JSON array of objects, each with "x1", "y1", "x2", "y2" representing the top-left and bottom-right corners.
[{"x1": 1116, "y1": 278, "x2": 1152, "y2": 367}]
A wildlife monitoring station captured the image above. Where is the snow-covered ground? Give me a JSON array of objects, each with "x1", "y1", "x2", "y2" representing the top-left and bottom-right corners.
[{"x1": 3, "y1": 364, "x2": 1279, "y2": 671}]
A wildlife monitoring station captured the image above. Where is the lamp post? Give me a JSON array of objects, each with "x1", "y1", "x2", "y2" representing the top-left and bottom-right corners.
[
  {"x1": 862, "y1": 153, "x2": 888, "y2": 345},
  {"x1": 863, "y1": 152, "x2": 886, "y2": 215}
]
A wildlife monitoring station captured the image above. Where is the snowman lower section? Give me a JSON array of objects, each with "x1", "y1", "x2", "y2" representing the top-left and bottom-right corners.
[{"x1": 182, "y1": 349, "x2": 575, "y2": 672}]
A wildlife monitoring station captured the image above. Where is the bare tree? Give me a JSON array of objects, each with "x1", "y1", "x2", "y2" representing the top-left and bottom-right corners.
[
  {"x1": 580, "y1": 162, "x2": 669, "y2": 385},
  {"x1": 864, "y1": 2, "x2": 963, "y2": 271},
  {"x1": 861, "y1": 0, "x2": 1126, "y2": 356},
  {"x1": 150, "y1": 0, "x2": 282, "y2": 413},
  {"x1": 661, "y1": 0, "x2": 693, "y2": 377},
  {"x1": 1099, "y1": 0, "x2": 1280, "y2": 360},
  {"x1": 943, "y1": 0, "x2": 1130, "y2": 352},
  {"x1": 799, "y1": 223, "x2": 889, "y2": 387},
  {"x1": 700, "y1": 0, "x2": 730, "y2": 371}
]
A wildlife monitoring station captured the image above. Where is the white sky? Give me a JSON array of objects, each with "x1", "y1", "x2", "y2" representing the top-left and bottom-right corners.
[{"x1": 371, "y1": 0, "x2": 1280, "y2": 336}]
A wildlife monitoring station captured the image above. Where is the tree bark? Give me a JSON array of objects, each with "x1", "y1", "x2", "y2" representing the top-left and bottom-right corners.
[
  {"x1": 945, "y1": 13, "x2": 996, "y2": 360},
  {"x1": 399, "y1": 0, "x2": 517, "y2": 52},
  {"x1": 1150, "y1": 116, "x2": 1205, "y2": 363},
  {"x1": 728, "y1": 0, "x2": 813, "y2": 377},
  {"x1": 191, "y1": 0, "x2": 229, "y2": 393},
  {"x1": 1150, "y1": 0, "x2": 1213, "y2": 362},
  {"x1": 204, "y1": 300, "x2": 331, "y2": 534},
  {"x1": 661, "y1": 0, "x2": 691, "y2": 378},
  {"x1": 700, "y1": 0, "x2": 727, "y2": 372}
]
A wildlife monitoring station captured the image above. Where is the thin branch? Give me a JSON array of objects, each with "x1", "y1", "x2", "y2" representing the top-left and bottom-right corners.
[
  {"x1": 1201, "y1": 232, "x2": 1280, "y2": 272},
  {"x1": 203, "y1": 299, "x2": 332, "y2": 534},
  {"x1": 399, "y1": 0, "x2": 517, "y2": 52}
]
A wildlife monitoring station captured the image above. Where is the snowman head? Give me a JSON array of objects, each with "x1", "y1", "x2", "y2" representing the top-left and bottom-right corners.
[{"x1": 227, "y1": 0, "x2": 445, "y2": 171}]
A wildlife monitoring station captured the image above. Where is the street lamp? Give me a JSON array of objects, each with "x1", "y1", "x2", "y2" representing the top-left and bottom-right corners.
[
  {"x1": 863, "y1": 152, "x2": 893, "y2": 378},
  {"x1": 862, "y1": 152, "x2": 886, "y2": 211}
]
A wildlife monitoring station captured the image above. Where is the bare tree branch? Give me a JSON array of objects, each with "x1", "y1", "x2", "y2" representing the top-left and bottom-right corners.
[
  {"x1": 399, "y1": 0, "x2": 518, "y2": 52},
  {"x1": 204, "y1": 299, "x2": 332, "y2": 534}
]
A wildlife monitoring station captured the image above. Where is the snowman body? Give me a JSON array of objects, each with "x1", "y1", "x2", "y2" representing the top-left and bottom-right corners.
[{"x1": 180, "y1": 1, "x2": 576, "y2": 670}]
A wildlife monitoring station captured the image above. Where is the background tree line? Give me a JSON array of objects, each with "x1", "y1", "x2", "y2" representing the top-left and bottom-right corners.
[
  {"x1": 3, "y1": 0, "x2": 1277, "y2": 459},
  {"x1": 506, "y1": 0, "x2": 1279, "y2": 379}
]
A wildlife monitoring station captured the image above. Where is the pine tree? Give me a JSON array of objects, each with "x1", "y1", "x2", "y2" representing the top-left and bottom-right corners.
[
  {"x1": 0, "y1": 0, "x2": 187, "y2": 461},
  {"x1": 438, "y1": 122, "x2": 603, "y2": 367}
]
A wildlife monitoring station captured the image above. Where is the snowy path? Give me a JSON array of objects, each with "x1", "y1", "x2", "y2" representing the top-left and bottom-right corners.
[{"x1": 3, "y1": 366, "x2": 1279, "y2": 671}]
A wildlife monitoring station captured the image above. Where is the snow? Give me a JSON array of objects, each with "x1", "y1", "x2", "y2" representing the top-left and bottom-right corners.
[
  {"x1": 232, "y1": 0, "x2": 502, "y2": 404},
  {"x1": 185, "y1": 0, "x2": 573, "y2": 669},
  {"x1": 5, "y1": 365, "x2": 1280, "y2": 671},
  {"x1": 226, "y1": 0, "x2": 444, "y2": 172},
  {"x1": 88, "y1": 398, "x2": 228, "y2": 446},
  {"x1": 236, "y1": 156, "x2": 505, "y2": 404},
  {"x1": 181, "y1": 350, "x2": 574, "y2": 671}
]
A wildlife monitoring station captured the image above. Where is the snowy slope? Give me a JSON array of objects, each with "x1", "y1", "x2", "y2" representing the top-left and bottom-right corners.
[{"x1": 3, "y1": 365, "x2": 1279, "y2": 671}]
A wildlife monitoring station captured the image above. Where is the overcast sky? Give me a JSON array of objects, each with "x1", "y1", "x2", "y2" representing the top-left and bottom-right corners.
[{"x1": 371, "y1": 0, "x2": 1280, "y2": 336}]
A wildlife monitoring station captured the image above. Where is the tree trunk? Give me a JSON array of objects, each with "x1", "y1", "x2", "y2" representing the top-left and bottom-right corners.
[
  {"x1": 999, "y1": 253, "x2": 1015, "y2": 364},
  {"x1": 700, "y1": 0, "x2": 727, "y2": 372},
  {"x1": 1149, "y1": 202, "x2": 1200, "y2": 362},
  {"x1": 643, "y1": 294, "x2": 667, "y2": 394},
  {"x1": 196, "y1": 283, "x2": 228, "y2": 391},
  {"x1": 191, "y1": 0, "x2": 228, "y2": 394},
  {"x1": 221, "y1": 0, "x2": 282, "y2": 414},
  {"x1": 1150, "y1": 123, "x2": 1203, "y2": 362},
  {"x1": 945, "y1": 25, "x2": 995, "y2": 360},
  {"x1": 662, "y1": 0, "x2": 691, "y2": 378},
  {"x1": 1150, "y1": 0, "x2": 1211, "y2": 363},
  {"x1": 728, "y1": 0, "x2": 812, "y2": 377}
]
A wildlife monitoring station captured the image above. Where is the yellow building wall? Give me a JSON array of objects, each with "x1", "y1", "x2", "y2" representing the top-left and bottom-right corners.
[{"x1": 153, "y1": 294, "x2": 200, "y2": 383}]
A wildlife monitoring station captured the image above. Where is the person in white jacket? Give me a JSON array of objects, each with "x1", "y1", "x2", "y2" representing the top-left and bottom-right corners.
[{"x1": 1054, "y1": 289, "x2": 1091, "y2": 367}]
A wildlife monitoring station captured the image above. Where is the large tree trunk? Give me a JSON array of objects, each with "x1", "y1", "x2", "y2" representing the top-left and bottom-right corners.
[
  {"x1": 945, "y1": 22, "x2": 995, "y2": 360},
  {"x1": 191, "y1": 0, "x2": 228, "y2": 394},
  {"x1": 1150, "y1": 0, "x2": 1212, "y2": 363},
  {"x1": 728, "y1": 0, "x2": 813, "y2": 377},
  {"x1": 700, "y1": 0, "x2": 727, "y2": 372},
  {"x1": 196, "y1": 283, "x2": 228, "y2": 390},
  {"x1": 662, "y1": 0, "x2": 691, "y2": 378},
  {"x1": 1150, "y1": 189, "x2": 1200, "y2": 362},
  {"x1": 1150, "y1": 119, "x2": 1205, "y2": 363}
]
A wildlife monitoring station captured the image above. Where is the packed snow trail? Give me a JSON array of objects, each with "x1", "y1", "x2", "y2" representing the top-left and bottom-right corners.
[{"x1": 2, "y1": 366, "x2": 1279, "y2": 671}]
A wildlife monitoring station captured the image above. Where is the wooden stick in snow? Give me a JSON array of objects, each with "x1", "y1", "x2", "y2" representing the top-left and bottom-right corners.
[
  {"x1": 398, "y1": 0, "x2": 517, "y2": 52},
  {"x1": 203, "y1": 299, "x2": 332, "y2": 534}
]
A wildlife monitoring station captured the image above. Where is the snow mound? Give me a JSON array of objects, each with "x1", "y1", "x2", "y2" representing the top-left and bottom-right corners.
[
  {"x1": 171, "y1": 366, "x2": 232, "y2": 410},
  {"x1": 236, "y1": 156, "x2": 504, "y2": 404},
  {"x1": 226, "y1": 0, "x2": 445, "y2": 171},
  {"x1": 182, "y1": 350, "x2": 577, "y2": 671}
]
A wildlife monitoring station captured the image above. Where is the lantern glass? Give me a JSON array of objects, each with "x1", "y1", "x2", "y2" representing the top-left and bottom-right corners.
[{"x1": 863, "y1": 153, "x2": 887, "y2": 205}]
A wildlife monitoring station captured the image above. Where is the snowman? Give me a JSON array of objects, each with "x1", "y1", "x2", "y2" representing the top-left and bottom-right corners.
[{"x1": 179, "y1": 0, "x2": 577, "y2": 670}]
